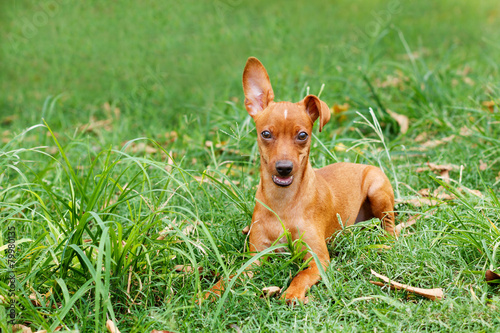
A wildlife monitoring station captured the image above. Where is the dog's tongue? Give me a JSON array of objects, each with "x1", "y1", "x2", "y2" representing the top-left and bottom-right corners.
[{"x1": 273, "y1": 175, "x2": 293, "y2": 186}]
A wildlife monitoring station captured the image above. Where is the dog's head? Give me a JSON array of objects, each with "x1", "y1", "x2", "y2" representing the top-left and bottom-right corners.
[{"x1": 242, "y1": 57, "x2": 331, "y2": 187}]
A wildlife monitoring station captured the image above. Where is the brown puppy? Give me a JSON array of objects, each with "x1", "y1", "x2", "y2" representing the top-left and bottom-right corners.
[{"x1": 207, "y1": 57, "x2": 395, "y2": 304}]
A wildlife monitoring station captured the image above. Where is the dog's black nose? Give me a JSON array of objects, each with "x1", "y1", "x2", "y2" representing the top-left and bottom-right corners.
[{"x1": 275, "y1": 160, "x2": 293, "y2": 176}]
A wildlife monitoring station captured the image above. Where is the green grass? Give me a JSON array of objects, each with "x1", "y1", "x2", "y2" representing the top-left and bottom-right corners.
[{"x1": 1, "y1": 0, "x2": 500, "y2": 331}]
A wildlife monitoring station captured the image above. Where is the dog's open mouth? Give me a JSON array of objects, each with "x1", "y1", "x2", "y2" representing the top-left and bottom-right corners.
[{"x1": 272, "y1": 175, "x2": 293, "y2": 187}]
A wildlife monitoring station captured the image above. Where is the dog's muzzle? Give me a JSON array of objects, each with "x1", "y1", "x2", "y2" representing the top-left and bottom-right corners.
[{"x1": 274, "y1": 160, "x2": 294, "y2": 186}]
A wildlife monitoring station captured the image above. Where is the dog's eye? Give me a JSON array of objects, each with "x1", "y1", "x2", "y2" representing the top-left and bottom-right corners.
[
  {"x1": 261, "y1": 130, "x2": 272, "y2": 139},
  {"x1": 297, "y1": 132, "x2": 308, "y2": 141}
]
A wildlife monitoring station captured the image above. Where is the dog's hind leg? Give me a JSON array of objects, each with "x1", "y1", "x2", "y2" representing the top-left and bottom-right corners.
[{"x1": 365, "y1": 170, "x2": 396, "y2": 235}]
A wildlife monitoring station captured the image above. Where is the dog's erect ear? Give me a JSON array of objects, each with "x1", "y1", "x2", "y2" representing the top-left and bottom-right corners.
[
  {"x1": 242, "y1": 57, "x2": 275, "y2": 118},
  {"x1": 302, "y1": 95, "x2": 331, "y2": 132}
]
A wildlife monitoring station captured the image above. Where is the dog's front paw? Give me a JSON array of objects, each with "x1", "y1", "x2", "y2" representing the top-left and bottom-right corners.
[{"x1": 280, "y1": 287, "x2": 308, "y2": 305}]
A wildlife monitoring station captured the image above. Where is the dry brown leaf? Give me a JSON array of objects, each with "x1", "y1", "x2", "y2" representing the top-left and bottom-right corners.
[
  {"x1": 2, "y1": 114, "x2": 18, "y2": 125},
  {"x1": 485, "y1": 270, "x2": 500, "y2": 284},
  {"x1": 394, "y1": 214, "x2": 419, "y2": 236},
  {"x1": 193, "y1": 175, "x2": 208, "y2": 183},
  {"x1": 124, "y1": 142, "x2": 158, "y2": 154},
  {"x1": 183, "y1": 225, "x2": 196, "y2": 236},
  {"x1": 242, "y1": 225, "x2": 250, "y2": 235},
  {"x1": 463, "y1": 77, "x2": 475, "y2": 86},
  {"x1": 174, "y1": 265, "x2": 203, "y2": 274},
  {"x1": 434, "y1": 191, "x2": 455, "y2": 200},
  {"x1": 106, "y1": 320, "x2": 121, "y2": 333},
  {"x1": 387, "y1": 109, "x2": 409, "y2": 134},
  {"x1": 151, "y1": 330, "x2": 174, "y2": 333},
  {"x1": 262, "y1": 286, "x2": 282, "y2": 298},
  {"x1": 418, "y1": 135, "x2": 455, "y2": 151},
  {"x1": 459, "y1": 126, "x2": 473, "y2": 136},
  {"x1": 34, "y1": 329, "x2": 60, "y2": 333},
  {"x1": 370, "y1": 270, "x2": 444, "y2": 301},
  {"x1": 13, "y1": 325, "x2": 32, "y2": 333},
  {"x1": 229, "y1": 324, "x2": 242, "y2": 333},
  {"x1": 334, "y1": 143, "x2": 347, "y2": 152},
  {"x1": 414, "y1": 132, "x2": 427, "y2": 142},
  {"x1": 416, "y1": 163, "x2": 459, "y2": 183},
  {"x1": 333, "y1": 103, "x2": 349, "y2": 114},
  {"x1": 332, "y1": 103, "x2": 349, "y2": 122},
  {"x1": 416, "y1": 162, "x2": 459, "y2": 173},
  {"x1": 29, "y1": 292, "x2": 42, "y2": 306},
  {"x1": 459, "y1": 186, "x2": 483, "y2": 198},
  {"x1": 394, "y1": 210, "x2": 435, "y2": 237},
  {"x1": 479, "y1": 160, "x2": 488, "y2": 171},
  {"x1": 440, "y1": 169, "x2": 451, "y2": 183},
  {"x1": 79, "y1": 117, "x2": 113, "y2": 133},
  {"x1": 418, "y1": 188, "x2": 431, "y2": 196},
  {"x1": 165, "y1": 151, "x2": 174, "y2": 173},
  {"x1": 157, "y1": 218, "x2": 177, "y2": 241},
  {"x1": 395, "y1": 197, "x2": 440, "y2": 207},
  {"x1": 102, "y1": 102, "x2": 121, "y2": 120},
  {"x1": 482, "y1": 100, "x2": 496, "y2": 113}
]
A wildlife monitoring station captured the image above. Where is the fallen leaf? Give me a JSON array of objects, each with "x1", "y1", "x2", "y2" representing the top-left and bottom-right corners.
[
  {"x1": 416, "y1": 162, "x2": 459, "y2": 183},
  {"x1": 333, "y1": 103, "x2": 349, "y2": 122},
  {"x1": 174, "y1": 265, "x2": 203, "y2": 274},
  {"x1": 165, "y1": 151, "x2": 174, "y2": 173},
  {"x1": 12, "y1": 325, "x2": 32, "y2": 333},
  {"x1": 29, "y1": 292, "x2": 42, "y2": 306},
  {"x1": 334, "y1": 143, "x2": 347, "y2": 152},
  {"x1": 229, "y1": 324, "x2": 242, "y2": 333},
  {"x1": 124, "y1": 142, "x2": 158, "y2": 154},
  {"x1": 431, "y1": 186, "x2": 456, "y2": 200},
  {"x1": 193, "y1": 175, "x2": 208, "y2": 183},
  {"x1": 395, "y1": 197, "x2": 440, "y2": 207},
  {"x1": 479, "y1": 160, "x2": 488, "y2": 171},
  {"x1": 242, "y1": 226, "x2": 250, "y2": 235},
  {"x1": 418, "y1": 135, "x2": 455, "y2": 151},
  {"x1": 183, "y1": 224, "x2": 196, "y2": 235},
  {"x1": 151, "y1": 330, "x2": 174, "y2": 333},
  {"x1": 459, "y1": 126, "x2": 473, "y2": 136},
  {"x1": 394, "y1": 214, "x2": 419, "y2": 236},
  {"x1": 418, "y1": 188, "x2": 431, "y2": 196},
  {"x1": 463, "y1": 77, "x2": 475, "y2": 86},
  {"x1": 157, "y1": 218, "x2": 177, "y2": 240},
  {"x1": 485, "y1": 270, "x2": 500, "y2": 284},
  {"x1": 459, "y1": 186, "x2": 483, "y2": 198},
  {"x1": 482, "y1": 100, "x2": 495, "y2": 112},
  {"x1": 414, "y1": 132, "x2": 427, "y2": 142},
  {"x1": 387, "y1": 109, "x2": 409, "y2": 134},
  {"x1": 416, "y1": 162, "x2": 459, "y2": 173},
  {"x1": 457, "y1": 65, "x2": 471, "y2": 76},
  {"x1": 1, "y1": 114, "x2": 18, "y2": 125},
  {"x1": 440, "y1": 169, "x2": 451, "y2": 183},
  {"x1": 394, "y1": 210, "x2": 435, "y2": 237},
  {"x1": 106, "y1": 320, "x2": 121, "y2": 333},
  {"x1": 79, "y1": 117, "x2": 113, "y2": 133},
  {"x1": 370, "y1": 270, "x2": 444, "y2": 301},
  {"x1": 262, "y1": 286, "x2": 281, "y2": 297},
  {"x1": 164, "y1": 131, "x2": 178, "y2": 143}
]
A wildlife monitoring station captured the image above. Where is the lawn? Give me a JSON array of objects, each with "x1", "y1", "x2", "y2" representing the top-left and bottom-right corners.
[{"x1": 1, "y1": 0, "x2": 500, "y2": 331}]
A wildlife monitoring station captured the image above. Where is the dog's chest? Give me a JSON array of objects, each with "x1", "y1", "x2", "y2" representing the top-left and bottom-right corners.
[{"x1": 254, "y1": 203, "x2": 310, "y2": 244}]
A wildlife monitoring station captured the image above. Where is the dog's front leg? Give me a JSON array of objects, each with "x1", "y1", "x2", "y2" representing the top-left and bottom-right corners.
[
  {"x1": 203, "y1": 242, "x2": 261, "y2": 301},
  {"x1": 281, "y1": 239, "x2": 330, "y2": 304}
]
